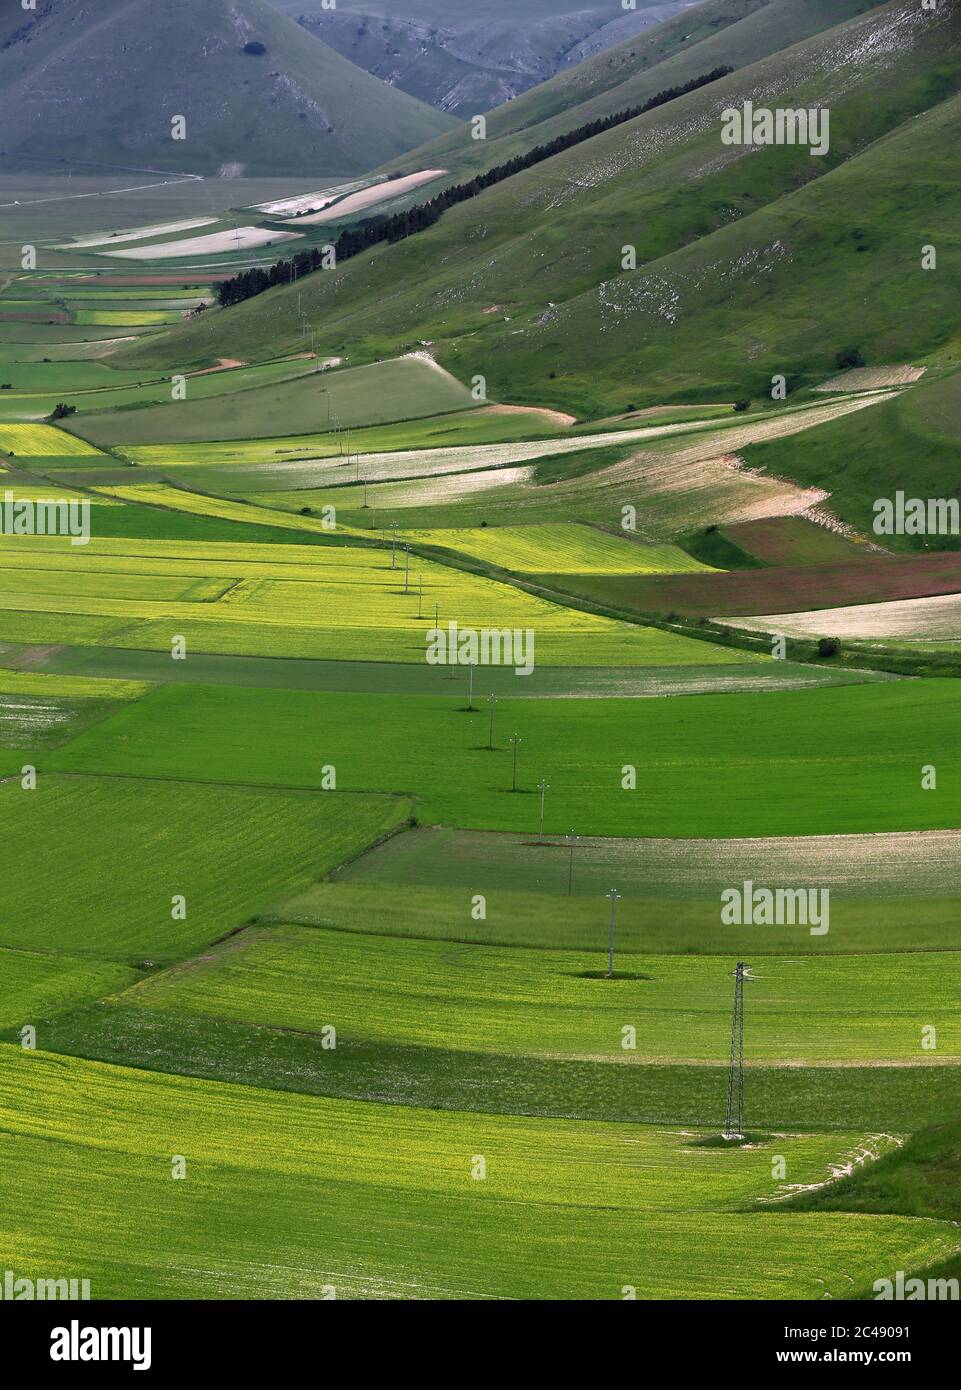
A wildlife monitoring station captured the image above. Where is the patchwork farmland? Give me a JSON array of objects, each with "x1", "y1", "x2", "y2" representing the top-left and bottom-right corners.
[{"x1": 1, "y1": 0, "x2": 960, "y2": 1340}]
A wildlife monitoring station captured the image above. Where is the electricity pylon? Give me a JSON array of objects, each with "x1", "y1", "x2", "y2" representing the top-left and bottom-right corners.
[{"x1": 724, "y1": 962, "x2": 752, "y2": 1140}]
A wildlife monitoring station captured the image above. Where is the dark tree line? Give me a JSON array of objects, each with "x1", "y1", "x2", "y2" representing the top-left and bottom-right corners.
[{"x1": 217, "y1": 66, "x2": 734, "y2": 309}]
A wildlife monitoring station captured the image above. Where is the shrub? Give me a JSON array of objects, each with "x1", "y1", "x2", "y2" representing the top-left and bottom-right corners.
[{"x1": 817, "y1": 636, "x2": 841, "y2": 658}]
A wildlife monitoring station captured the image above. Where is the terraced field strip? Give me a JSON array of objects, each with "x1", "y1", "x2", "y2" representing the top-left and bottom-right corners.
[
  {"x1": 98, "y1": 226, "x2": 303, "y2": 259},
  {"x1": 278, "y1": 879, "x2": 961, "y2": 957},
  {"x1": 721, "y1": 516, "x2": 870, "y2": 566},
  {"x1": 123, "y1": 406, "x2": 573, "y2": 479},
  {"x1": 124, "y1": 923, "x2": 961, "y2": 1065},
  {"x1": 47, "y1": 678, "x2": 961, "y2": 838},
  {"x1": 71, "y1": 355, "x2": 478, "y2": 445},
  {"x1": 94, "y1": 483, "x2": 354, "y2": 538},
  {"x1": 727, "y1": 593, "x2": 961, "y2": 641},
  {"x1": 110, "y1": 396, "x2": 886, "y2": 494},
  {"x1": 286, "y1": 170, "x2": 447, "y2": 224},
  {"x1": 56, "y1": 218, "x2": 218, "y2": 250},
  {"x1": 224, "y1": 396, "x2": 883, "y2": 490},
  {"x1": 0, "y1": 773, "x2": 409, "y2": 961},
  {"x1": 0, "y1": 523, "x2": 739, "y2": 666},
  {"x1": 0, "y1": 357, "x2": 322, "y2": 421},
  {"x1": 0, "y1": 667, "x2": 150, "y2": 700},
  {"x1": 403, "y1": 523, "x2": 716, "y2": 575},
  {"x1": 561, "y1": 551, "x2": 961, "y2": 620},
  {"x1": 331, "y1": 825, "x2": 961, "y2": 903},
  {"x1": 0, "y1": 422, "x2": 106, "y2": 457},
  {"x1": 0, "y1": 478, "x2": 119, "y2": 504},
  {"x1": 72, "y1": 309, "x2": 182, "y2": 327},
  {"x1": 1, "y1": 1049, "x2": 953, "y2": 1299},
  {"x1": 815, "y1": 366, "x2": 926, "y2": 392},
  {"x1": 16, "y1": 644, "x2": 884, "y2": 697}
]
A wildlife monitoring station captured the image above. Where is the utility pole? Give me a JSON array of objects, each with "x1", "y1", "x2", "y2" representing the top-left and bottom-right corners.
[
  {"x1": 487, "y1": 693, "x2": 497, "y2": 749},
  {"x1": 606, "y1": 888, "x2": 621, "y2": 978},
  {"x1": 566, "y1": 830, "x2": 577, "y2": 895},
  {"x1": 509, "y1": 734, "x2": 522, "y2": 792},
  {"x1": 390, "y1": 520, "x2": 398, "y2": 569},
  {"x1": 417, "y1": 574, "x2": 423, "y2": 619},
  {"x1": 724, "y1": 962, "x2": 751, "y2": 1141},
  {"x1": 538, "y1": 779, "x2": 549, "y2": 837},
  {"x1": 404, "y1": 543, "x2": 410, "y2": 594},
  {"x1": 467, "y1": 660, "x2": 475, "y2": 710}
]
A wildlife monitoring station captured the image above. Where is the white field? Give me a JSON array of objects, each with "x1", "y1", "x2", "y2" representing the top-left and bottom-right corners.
[
  {"x1": 453, "y1": 827, "x2": 961, "y2": 896},
  {"x1": 726, "y1": 592, "x2": 961, "y2": 641},
  {"x1": 250, "y1": 182, "x2": 368, "y2": 216},
  {"x1": 58, "y1": 218, "x2": 216, "y2": 250},
  {"x1": 100, "y1": 226, "x2": 304, "y2": 260},
  {"x1": 288, "y1": 170, "x2": 447, "y2": 225},
  {"x1": 815, "y1": 365, "x2": 926, "y2": 392}
]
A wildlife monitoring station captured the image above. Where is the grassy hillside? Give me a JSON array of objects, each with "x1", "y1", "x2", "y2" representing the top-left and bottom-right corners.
[
  {"x1": 366, "y1": 0, "x2": 886, "y2": 180},
  {"x1": 0, "y1": 0, "x2": 454, "y2": 176},
  {"x1": 117, "y1": 0, "x2": 961, "y2": 417}
]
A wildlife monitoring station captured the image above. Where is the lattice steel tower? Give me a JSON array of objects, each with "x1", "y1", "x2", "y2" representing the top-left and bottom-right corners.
[{"x1": 724, "y1": 962, "x2": 750, "y2": 1140}]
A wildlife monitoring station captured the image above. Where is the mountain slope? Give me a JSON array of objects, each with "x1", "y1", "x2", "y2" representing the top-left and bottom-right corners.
[
  {"x1": 0, "y1": 0, "x2": 455, "y2": 176},
  {"x1": 118, "y1": 0, "x2": 961, "y2": 423},
  {"x1": 366, "y1": 0, "x2": 890, "y2": 184},
  {"x1": 271, "y1": 0, "x2": 691, "y2": 117}
]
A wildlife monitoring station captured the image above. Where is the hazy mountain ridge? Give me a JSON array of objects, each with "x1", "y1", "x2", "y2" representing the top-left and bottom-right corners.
[
  {"x1": 0, "y1": 0, "x2": 455, "y2": 176},
  {"x1": 270, "y1": 0, "x2": 694, "y2": 115}
]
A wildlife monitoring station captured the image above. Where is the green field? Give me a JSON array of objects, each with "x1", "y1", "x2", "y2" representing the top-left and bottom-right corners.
[
  {"x1": 17, "y1": 643, "x2": 881, "y2": 697},
  {"x1": 117, "y1": 922, "x2": 961, "y2": 1065},
  {"x1": 1, "y1": 1048, "x2": 954, "y2": 1300},
  {"x1": 48, "y1": 679, "x2": 961, "y2": 838},
  {"x1": 0, "y1": 950, "x2": 138, "y2": 1030},
  {"x1": 403, "y1": 523, "x2": 717, "y2": 575},
  {"x1": 68, "y1": 356, "x2": 479, "y2": 445},
  {"x1": 279, "y1": 879, "x2": 961, "y2": 957},
  {"x1": 0, "y1": 529, "x2": 738, "y2": 666},
  {"x1": 0, "y1": 774, "x2": 408, "y2": 961},
  {"x1": 0, "y1": 357, "x2": 323, "y2": 421},
  {"x1": 329, "y1": 825, "x2": 961, "y2": 904},
  {"x1": 0, "y1": 422, "x2": 106, "y2": 456}
]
